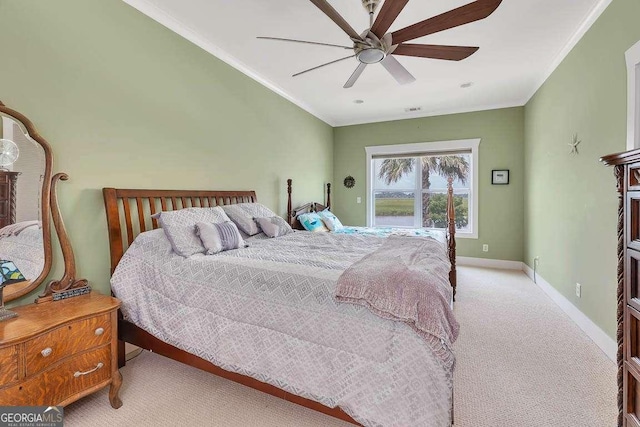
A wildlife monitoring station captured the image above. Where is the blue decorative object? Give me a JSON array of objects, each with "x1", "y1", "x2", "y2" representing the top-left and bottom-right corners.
[
  {"x1": 0, "y1": 259, "x2": 23, "y2": 321},
  {"x1": 0, "y1": 260, "x2": 26, "y2": 285},
  {"x1": 297, "y1": 213, "x2": 329, "y2": 232}
]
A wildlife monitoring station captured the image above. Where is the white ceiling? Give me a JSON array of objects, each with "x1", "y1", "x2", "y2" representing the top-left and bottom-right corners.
[{"x1": 124, "y1": 0, "x2": 610, "y2": 126}]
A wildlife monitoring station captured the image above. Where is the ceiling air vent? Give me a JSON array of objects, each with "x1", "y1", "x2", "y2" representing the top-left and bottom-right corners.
[{"x1": 405, "y1": 107, "x2": 422, "y2": 113}]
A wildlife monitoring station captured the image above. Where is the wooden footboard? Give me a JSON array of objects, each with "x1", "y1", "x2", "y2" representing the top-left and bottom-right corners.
[
  {"x1": 285, "y1": 179, "x2": 457, "y2": 298},
  {"x1": 118, "y1": 319, "x2": 358, "y2": 424}
]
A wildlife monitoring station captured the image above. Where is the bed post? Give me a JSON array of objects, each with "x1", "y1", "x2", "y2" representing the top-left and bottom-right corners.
[
  {"x1": 287, "y1": 179, "x2": 293, "y2": 227},
  {"x1": 326, "y1": 183, "x2": 331, "y2": 210},
  {"x1": 447, "y1": 177, "x2": 457, "y2": 299}
]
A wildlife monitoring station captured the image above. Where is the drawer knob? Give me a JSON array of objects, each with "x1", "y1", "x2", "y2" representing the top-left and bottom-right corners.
[
  {"x1": 94, "y1": 327, "x2": 105, "y2": 336},
  {"x1": 74, "y1": 362, "x2": 104, "y2": 378},
  {"x1": 41, "y1": 347, "x2": 52, "y2": 357}
]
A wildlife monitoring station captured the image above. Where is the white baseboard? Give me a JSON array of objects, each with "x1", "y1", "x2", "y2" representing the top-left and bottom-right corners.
[
  {"x1": 457, "y1": 256, "x2": 524, "y2": 270},
  {"x1": 522, "y1": 264, "x2": 616, "y2": 362}
]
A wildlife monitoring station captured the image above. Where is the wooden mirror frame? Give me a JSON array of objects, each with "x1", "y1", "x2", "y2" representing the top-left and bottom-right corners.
[
  {"x1": 0, "y1": 101, "x2": 86, "y2": 303},
  {"x1": 0, "y1": 101, "x2": 53, "y2": 302}
]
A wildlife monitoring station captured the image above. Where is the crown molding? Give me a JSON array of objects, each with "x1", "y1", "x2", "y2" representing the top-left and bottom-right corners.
[
  {"x1": 123, "y1": 0, "x2": 610, "y2": 129},
  {"x1": 121, "y1": 0, "x2": 336, "y2": 126},
  {"x1": 333, "y1": 100, "x2": 525, "y2": 127},
  {"x1": 524, "y1": 0, "x2": 612, "y2": 103}
]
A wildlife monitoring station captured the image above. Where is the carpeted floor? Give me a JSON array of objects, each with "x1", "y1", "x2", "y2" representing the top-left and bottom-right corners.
[{"x1": 64, "y1": 267, "x2": 616, "y2": 426}]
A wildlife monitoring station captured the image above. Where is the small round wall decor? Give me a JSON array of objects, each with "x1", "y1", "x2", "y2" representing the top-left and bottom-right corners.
[{"x1": 343, "y1": 176, "x2": 356, "y2": 188}]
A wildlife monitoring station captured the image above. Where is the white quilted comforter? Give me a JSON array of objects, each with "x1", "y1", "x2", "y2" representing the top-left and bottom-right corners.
[
  {"x1": 0, "y1": 225, "x2": 44, "y2": 280},
  {"x1": 111, "y1": 229, "x2": 454, "y2": 426}
]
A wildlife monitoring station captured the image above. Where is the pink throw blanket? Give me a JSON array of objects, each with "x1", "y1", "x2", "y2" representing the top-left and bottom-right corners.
[{"x1": 335, "y1": 236, "x2": 459, "y2": 369}]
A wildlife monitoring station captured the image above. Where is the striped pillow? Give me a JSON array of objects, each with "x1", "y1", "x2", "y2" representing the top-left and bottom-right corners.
[{"x1": 195, "y1": 221, "x2": 247, "y2": 255}]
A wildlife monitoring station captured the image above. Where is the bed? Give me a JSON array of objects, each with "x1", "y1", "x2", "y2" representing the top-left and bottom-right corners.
[
  {"x1": 104, "y1": 188, "x2": 457, "y2": 426},
  {"x1": 286, "y1": 179, "x2": 458, "y2": 298},
  {"x1": 0, "y1": 221, "x2": 44, "y2": 281}
]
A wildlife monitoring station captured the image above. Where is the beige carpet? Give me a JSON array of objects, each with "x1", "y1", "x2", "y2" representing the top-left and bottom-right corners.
[{"x1": 64, "y1": 267, "x2": 616, "y2": 426}]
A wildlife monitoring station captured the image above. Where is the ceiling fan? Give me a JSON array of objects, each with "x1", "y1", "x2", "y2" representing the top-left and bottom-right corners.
[{"x1": 258, "y1": 0, "x2": 502, "y2": 88}]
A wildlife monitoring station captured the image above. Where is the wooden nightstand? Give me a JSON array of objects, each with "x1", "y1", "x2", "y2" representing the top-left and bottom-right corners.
[{"x1": 0, "y1": 292, "x2": 122, "y2": 408}]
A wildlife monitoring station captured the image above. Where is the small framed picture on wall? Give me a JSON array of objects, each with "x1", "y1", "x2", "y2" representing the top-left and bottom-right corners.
[{"x1": 492, "y1": 170, "x2": 509, "y2": 185}]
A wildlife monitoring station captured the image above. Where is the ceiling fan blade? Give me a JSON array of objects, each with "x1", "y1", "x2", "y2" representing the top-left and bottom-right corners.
[
  {"x1": 257, "y1": 37, "x2": 353, "y2": 50},
  {"x1": 381, "y1": 55, "x2": 416, "y2": 85},
  {"x1": 309, "y1": 0, "x2": 361, "y2": 40},
  {"x1": 293, "y1": 55, "x2": 356, "y2": 77},
  {"x1": 391, "y1": 0, "x2": 502, "y2": 44},
  {"x1": 371, "y1": 0, "x2": 410, "y2": 38},
  {"x1": 344, "y1": 63, "x2": 367, "y2": 88},
  {"x1": 393, "y1": 44, "x2": 479, "y2": 61}
]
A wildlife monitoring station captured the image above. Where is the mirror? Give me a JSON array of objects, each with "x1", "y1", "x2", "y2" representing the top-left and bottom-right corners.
[{"x1": 0, "y1": 103, "x2": 52, "y2": 302}]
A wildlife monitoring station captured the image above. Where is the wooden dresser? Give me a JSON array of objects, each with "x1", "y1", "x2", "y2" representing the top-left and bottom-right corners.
[
  {"x1": 0, "y1": 292, "x2": 122, "y2": 408},
  {"x1": 602, "y1": 149, "x2": 640, "y2": 427},
  {"x1": 0, "y1": 171, "x2": 19, "y2": 228}
]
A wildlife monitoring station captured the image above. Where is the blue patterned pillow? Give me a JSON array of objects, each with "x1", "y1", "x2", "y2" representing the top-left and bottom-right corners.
[
  {"x1": 297, "y1": 213, "x2": 328, "y2": 232},
  {"x1": 317, "y1": 209, "x2": 343, "y2": 231}
]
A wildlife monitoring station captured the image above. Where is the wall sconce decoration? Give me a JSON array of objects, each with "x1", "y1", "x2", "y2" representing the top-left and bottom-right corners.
[
  {"x1": 343, "y1": 176, "x2": 356, "y2": 188},
  {"x1": 491, "y1": 170, "x2": 509, "y2": 185}
]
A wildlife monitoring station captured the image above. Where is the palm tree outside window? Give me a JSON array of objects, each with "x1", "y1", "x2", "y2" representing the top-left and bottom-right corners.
[
  {"x1": 365, "y1": 139, "x2": 480, "y2": 237},
  {"x1": 372, "y1": 153, "x2": 471, "y2": 230}
]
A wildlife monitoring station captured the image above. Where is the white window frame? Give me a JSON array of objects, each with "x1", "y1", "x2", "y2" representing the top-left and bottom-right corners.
[
  {"x1": 627, "y1": 39, "x2": 640, "y2": 150},
  {"x1": 365, "y1": 139, "x2": 480, "y2": 239}
]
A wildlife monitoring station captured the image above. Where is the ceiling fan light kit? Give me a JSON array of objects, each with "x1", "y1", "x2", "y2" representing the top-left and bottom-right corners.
[{"x1": 258, "y1": 0, "x2": 502, "y2": 88}]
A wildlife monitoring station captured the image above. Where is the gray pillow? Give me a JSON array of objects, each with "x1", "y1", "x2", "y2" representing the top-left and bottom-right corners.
[
  {"x1": 222, "y1": 203, "x2": 278, "y2": 236},
  {"x1": 195, "y1": 221, "x2": 247, "y2": 255},
  {"x1": 157, "y1": 207, "x2": 231, "y2": 257},
  {"x1": 255, "y1": 216, "x2": 293, "y2": 238}
]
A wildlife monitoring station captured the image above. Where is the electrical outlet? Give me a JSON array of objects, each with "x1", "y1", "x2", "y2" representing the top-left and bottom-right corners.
[
  {"x1": 356, "y1": 197, "x2": 362, "y2": 204},
  {"x1": 482, "y1": 244, "x2": 489, "y2": 252},
  {"x1": 576, "y1": 283, "x2": 582, "y2": 298}
]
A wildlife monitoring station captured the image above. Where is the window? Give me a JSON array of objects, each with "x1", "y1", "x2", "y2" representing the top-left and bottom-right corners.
[
  {"x1": 366, "y1": 139, "x2": 480, "y2": 238},
  {"x1": 627, "y1": 39, "x2": 640, "y2": 150}
]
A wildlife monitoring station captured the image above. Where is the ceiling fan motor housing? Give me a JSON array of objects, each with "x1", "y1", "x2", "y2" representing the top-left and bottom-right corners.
[{"x1": 356, "y1": 48, "x2": 386, "y2": 64}]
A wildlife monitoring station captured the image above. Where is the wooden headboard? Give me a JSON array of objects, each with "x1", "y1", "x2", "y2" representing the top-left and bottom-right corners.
[
  {"x1": 103, "y1": 188, "x2": 257, "y2": 274},
  {"x1": 286, "y1": 179, "x2": 331, "y2": 230}
]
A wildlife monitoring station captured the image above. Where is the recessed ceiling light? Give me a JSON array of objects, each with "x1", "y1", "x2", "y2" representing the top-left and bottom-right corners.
[
  {"x1": 460, "y1": 82, "x2": 474, "y2": 88},
  {"x1": 354, "y1": 99, "x2": 364, "y2": 104}
]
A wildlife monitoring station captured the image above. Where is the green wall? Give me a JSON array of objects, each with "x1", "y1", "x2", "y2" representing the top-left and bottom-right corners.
[
  {"x1": 524, "y1": 0, "x2": 640, "y2": 339},
  {"x1": 333, "y1": 107, "x2": 525, "y2": 261},
  {"x1": 3, "y1": 0, "x2": 638, "y2": 343},
  {"x1": 0, "y1": 0, "x2": 333, "y2": 305}
]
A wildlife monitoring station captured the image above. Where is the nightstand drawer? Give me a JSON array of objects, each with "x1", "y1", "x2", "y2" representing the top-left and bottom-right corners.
[
  {"x1": 0, "y1": 375, "x2": 46, "y2": 406},
  {"x1": 0, "y1": 346, "x2": 18, "y2": 386},
  {"x1": 25, "y1": 313, "x2": 111, "y2": 376},
  {"x1": 45, "y1": 345, "x2": 111, "y2": 404}
]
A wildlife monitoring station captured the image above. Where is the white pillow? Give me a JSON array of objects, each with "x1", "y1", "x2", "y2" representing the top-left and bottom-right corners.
[
  {"x1": 255, "y1": 216, "x2": 293, "y2": 238},
  {"x1": 156, "y1": 207, "x2": 231, "y2": 257},
  {"x1": 318, "y1": 209, "x2": 343, "y2": 231},
  {"x1": 222, "y1": 203, "x2": 278, "y2": 236}
]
